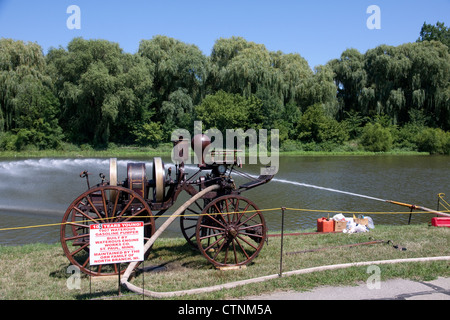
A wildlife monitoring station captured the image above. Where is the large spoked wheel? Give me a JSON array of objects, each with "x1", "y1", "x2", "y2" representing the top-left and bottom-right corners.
[
  {"x1": 60, "y1": 185, "x2": 155, "y2": 276},
  {"x1": 196, "y1": 195, "x2": 267, "y2": 267}
]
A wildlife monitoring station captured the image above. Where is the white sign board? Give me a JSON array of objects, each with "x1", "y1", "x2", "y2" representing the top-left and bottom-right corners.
[{"x1": 90, "y1": 221, "x2": 144, "y2": 265}]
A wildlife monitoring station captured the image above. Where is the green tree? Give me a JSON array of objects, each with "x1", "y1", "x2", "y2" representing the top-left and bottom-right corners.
[
  {"x1": 209, "y1": 37, "x2": 314, "y2": 106},
  {"x1": 331, "y1": 41, "x2": 450, "y2": 130},
  {"x1": 0, "y1": 38, "x2": 63, "y2": 150},
  {"x1": 329, "y1": 48, "x2": 367, "y2": 118},
  {"x1": 208, "y1": 36, "x2": 339, "y2": 134},
  {"x1": 365, "y1": 42, "x2": 450, "y2": 129},
  {"x1": 416, "y1": 127, "x2": 450, "y2": 155},
  {"x1": 160, "y1": 87, "x2": 194, "y2": 136},
  {"x1": 138, "y1": 35, "x2": 207, "y2": 111},
  {"x1": 110, "y1": 53, "x2": 156, "y2": 144},
  {"x1": 360, "y1": 122, "x2": 393, "y2": 152},
  {"x1": 133, "y1": 121, "x2": 163, "y2": 147},
  {"x1": 300, "y1": 64, "x2": 339, "y2": 115},
  {"x1": 47, "y1": 38, "x2": 155, "y2": 146},
  {"x1": 418, "y1": 21, "x2": 450, "y2": 51},
  {"x1": 213, "y1": 40, "x2": 279, "y2": 97},
  {"x1": 296, "y1": 104, "x2": 348, "y2": 145},
  {"x1": 195, "y1": 90, "x2": 263, "y2": 132},
  {"x1": 342, "y1": 111, "x2": 368, "y2": 139}
]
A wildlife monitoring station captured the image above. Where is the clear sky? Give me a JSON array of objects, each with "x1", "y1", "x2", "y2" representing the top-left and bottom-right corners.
[{"x1": 0, "y1": 0, "x2": 448, "y2": 69}]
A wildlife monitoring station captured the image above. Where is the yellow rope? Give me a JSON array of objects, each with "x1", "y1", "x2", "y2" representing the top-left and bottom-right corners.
[
  {"x1": 1, "y1": 205, "x2": 448, "y2": 232},
  {"x1": 284, "y1": 207, "x2": 427, "y2": 215},
  {"x1": 438, "y1": 193, "x2": 450, "y2": 211}
]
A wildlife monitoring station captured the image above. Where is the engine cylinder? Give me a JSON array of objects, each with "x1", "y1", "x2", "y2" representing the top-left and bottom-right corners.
[{"x1": 191, "y1": 134, "x2": 211, "y2": 167}]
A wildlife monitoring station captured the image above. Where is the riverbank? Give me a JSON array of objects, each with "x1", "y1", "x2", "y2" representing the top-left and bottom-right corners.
[
  {"x1": 1, "y1": 224, "x2": 448, "y2": 300},
  {"x1": 0, "y1": 144, "x2": 431, "y2": 159}
]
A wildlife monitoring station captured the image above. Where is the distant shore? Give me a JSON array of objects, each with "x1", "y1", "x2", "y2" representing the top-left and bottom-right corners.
[{"x1": 0, "y1": 144, "x2": 431, "y2": 159}]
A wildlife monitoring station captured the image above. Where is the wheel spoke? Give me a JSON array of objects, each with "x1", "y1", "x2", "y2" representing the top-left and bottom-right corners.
[
  {"x1": 213, "y1": 238, "x2": 228, "y2": 260},
  {"x1": 236, "y1": 234, "x2": 258, "y2": 250},
  {"x1": 64, "y1": 233, "x2": 88, "y2": 242},
  {"x1": 86, "y1": 195, "x2": 103, "y2": 220},
  {"x1": 234, "y1": 238, "x2": 251, "y2": 259},
  {"x1": 70, "y1": 241, "x2": 89, "y2": 257},
  {"x1": 236, "y1": 203, "x2": 251, "y2": 222},
  {"x1": 101, "y1": 189, "x2": 108, "y2": 219},
  {"x1": 65, "y1": 221, "x2": 89, "y2": 230},
  {"x1": 116, "y1": 196, "x2": 135, "y2": 220},
  {"x1": 237, "y1": 211, "x2": 259, "y2": 228},
  {"x1": 72, "y1": 207, "x2": 98, "y2": 225},
  {"x1": 204, "y1": 214, "x2": 227, "y2": 229},
  {"x1": 204, "y1": 234, "x2": 226, "y2": 252},
  {"x1": 180, "y1": 198, "x2": 210, "y2": 248},
  {"x1": 196, "y1": 195, "x2": 266, "y2": 267},
  {"x1": 111, "y1": 189, "x2": 121, "y2": 218},
  {"x1": 61, "y1": 185, "x2": 155, "y2": 277}
]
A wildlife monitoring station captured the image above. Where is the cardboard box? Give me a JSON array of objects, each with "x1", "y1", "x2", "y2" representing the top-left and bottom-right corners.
[
  {"x1": 334, "y1": 220, "x2": 347, "y2": 232},
  {"x1": 354, "y1": 218, "x2": 368, "y2": 226}
]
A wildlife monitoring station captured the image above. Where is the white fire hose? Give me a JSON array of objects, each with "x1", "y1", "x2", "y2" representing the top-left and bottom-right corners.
[
  {"x1": 122, "y1": 255, "x2": 450, "y2": 298},
  {"x1": 120, "y1": 183, "x2": 450, "y2": 298}
]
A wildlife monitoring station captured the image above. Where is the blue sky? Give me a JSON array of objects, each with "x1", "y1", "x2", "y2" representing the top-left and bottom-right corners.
[{"x1": 0, "y1": 0, "x2": 448, "y2": 69}]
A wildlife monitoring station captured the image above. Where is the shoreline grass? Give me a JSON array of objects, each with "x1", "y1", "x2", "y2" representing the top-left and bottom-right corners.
[
  {"x1": 0, "y1": 145, "x2": 431, "y2": 159},
  {"x1": 0, "y1": 224, "x2": 448, "y2": 300}
]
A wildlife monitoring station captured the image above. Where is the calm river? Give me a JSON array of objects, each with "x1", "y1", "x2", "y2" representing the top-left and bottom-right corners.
[{"x1": 0, "y1": 155, "x2": 448, "y2": 245}]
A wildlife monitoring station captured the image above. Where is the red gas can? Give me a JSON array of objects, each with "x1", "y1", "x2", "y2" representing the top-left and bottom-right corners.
[
  {"x1": 317, "y1": 217, "x2": 334, "y2": 232},
  {"x1": 431, "y1": 217, "x2": 450, "y2": 228}
]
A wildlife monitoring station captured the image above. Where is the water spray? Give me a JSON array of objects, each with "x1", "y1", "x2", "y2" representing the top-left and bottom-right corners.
[{"x1": 273, "y1": 178, "x2": 450, "y2": 218}]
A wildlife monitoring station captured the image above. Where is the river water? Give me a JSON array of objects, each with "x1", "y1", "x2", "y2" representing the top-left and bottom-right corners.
[{"x1": 0, "y1": 155, "x2": 448, "y2": 245}]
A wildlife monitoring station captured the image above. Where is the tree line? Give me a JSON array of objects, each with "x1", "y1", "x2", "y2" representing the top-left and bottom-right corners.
[{"x1": 0, "y1": 22, "x2": 449, "y2": 154}]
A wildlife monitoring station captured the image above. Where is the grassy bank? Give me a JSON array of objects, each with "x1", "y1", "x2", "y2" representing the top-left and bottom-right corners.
[
  {"x1": 0, "y1": 144, "x2": 430, "y2": 159},
  {"x1": 0, "y1": 144, "x2": 175, "y2": 159},
  {"x1": 0, "y1": 224, "x2": 448, "y2": 300}
]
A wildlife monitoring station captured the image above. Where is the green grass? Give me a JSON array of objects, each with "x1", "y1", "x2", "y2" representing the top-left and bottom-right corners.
[
  {"x1": 0, "y1": 224, "x2": 449, "y2": 300},
  {"x1": 0, "y1": 145, "x2": 430, "y2": 159},
  {"x1": 0, "y1": 144, "x2": 175, "y2": 159}
]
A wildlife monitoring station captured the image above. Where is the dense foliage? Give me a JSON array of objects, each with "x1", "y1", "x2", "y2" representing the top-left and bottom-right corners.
[{"x1": 0, "y1": 22, "x2": 449, "y2": 153}]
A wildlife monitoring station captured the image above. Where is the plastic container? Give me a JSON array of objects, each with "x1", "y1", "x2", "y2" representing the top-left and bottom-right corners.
[
  {"x1": 431, "y1": 217, "x2": 450, "y2": 228},
  {"x1": 317, "y1": 217, "x2": 334, "y2": 232}
]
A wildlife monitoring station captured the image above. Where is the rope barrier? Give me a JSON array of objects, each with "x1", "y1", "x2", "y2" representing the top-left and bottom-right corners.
[
  {"x1": 1, "y1": 205, "x2": 448, "y2": 232},
  {"x1": 438, "y1": 193, "x2": 449, "y2": 211}
]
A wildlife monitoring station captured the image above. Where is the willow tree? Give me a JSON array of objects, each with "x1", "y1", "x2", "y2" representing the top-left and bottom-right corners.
[
  {"x1": 364, "y1": 41, "x2": 450, "y2": 128},
  {"x1": 0, "y1": 38, "x2": 63, "y2": 150},
  {"x1": 160, "y1": 87, "x2": 193, "y2": 131},
  {"x1": 210, "y1": 40, "x2": 285, "y2": 116},
  {"x1": 110, "y1": 52, "x2": 155, "y2": 144},
  {"x1": 47, "y1": 37, "x2": 155, "y2": 146},
  {"x1": 328, "y1": 48, "x2": 367, "y2": 118},
  {"x1": 331, "y1": 41, "x2": 450, "y2": 129},
  {"x1": 207, "y1": 36, "x2": 339, "y2": 142},
  {"x1": 272, "y1": 52, "x2": 313, "y2": 106},
  {"x1": 138, "y1": 35, "x2": 207, "y2": 111},
  {"x1": 0, "y1": 38, "x2": 47, "y2": 131},
  {"x1": 208, "y1": 37, "x2": 312, "y2": 102}
]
